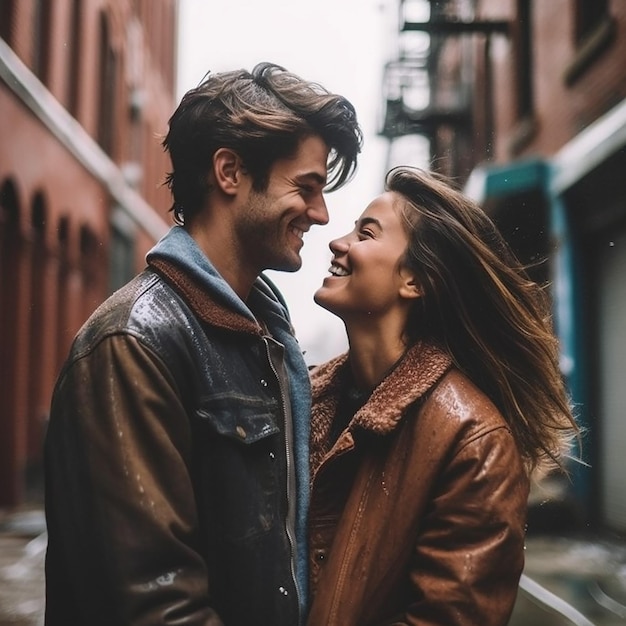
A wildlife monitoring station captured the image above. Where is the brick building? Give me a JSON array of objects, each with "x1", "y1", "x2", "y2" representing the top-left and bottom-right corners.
[
  {"x1": 0, "y1": 0, "x2": 177, "y2": 507},
  {"x1": 382, "y1": 0, "x2": 626, "y2": 534}
]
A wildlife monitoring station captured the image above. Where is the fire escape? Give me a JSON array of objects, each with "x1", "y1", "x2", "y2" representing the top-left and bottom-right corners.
[{"x1": 380, "y1": 0, "x2": 509, "y2": 180}]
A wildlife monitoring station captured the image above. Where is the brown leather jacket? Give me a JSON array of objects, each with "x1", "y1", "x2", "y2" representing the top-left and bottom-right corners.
[
  {"x1": 307, "y1": 342, "x2": 529, "y2": 626},
  {"x1": 44, "y1": 235, "x2": 311, "y2": 626}
]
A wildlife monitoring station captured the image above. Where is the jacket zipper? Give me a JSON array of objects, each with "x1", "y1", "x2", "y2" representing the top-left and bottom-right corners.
[{"x1": 263, "y1": 336, "x2": 302, "y2": 625}]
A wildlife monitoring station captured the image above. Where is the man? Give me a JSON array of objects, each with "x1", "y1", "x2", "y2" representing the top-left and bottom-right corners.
[{"x1": 44, "y1": 62, "x2": 362, "y2": 626}]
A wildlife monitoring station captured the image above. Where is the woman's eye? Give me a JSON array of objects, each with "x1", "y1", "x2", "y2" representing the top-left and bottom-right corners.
[{"x1": 360, "y1": 229, "x2": 375, "y2": 239}]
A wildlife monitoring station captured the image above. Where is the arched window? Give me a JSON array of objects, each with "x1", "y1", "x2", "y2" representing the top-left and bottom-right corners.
[
  {"x1": 26, "y1": 192, "x2": 48, "y2": 495},
  {"x1": 79, "y1": 225, "x2": 104, "y2": 320},
  {"x1": 55, "y1": 216, "x2": 71, "y2": 371},
  {"x1": 0, "y1": 178, "x2": 21, "y2": 329},
  {"x1": 0, "y1": 178, "x2": 23, "y2": 505}
]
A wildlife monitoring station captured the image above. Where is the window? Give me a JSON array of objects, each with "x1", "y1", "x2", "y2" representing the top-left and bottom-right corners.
[
  {"x1": 109, "y1": 208, "x2": 136, "y2": 293},
  {"x1": 575, "y1": 0, "x2": 608, "y2": 45},
  {"x1": 68, "y1": 0, "x2": 82, "y2": 116},
  {"x1": 97, "y1": 12, "x2": 117, "y2": 155},
  {"x1": 32, "y1": 0, "x2": 52, "y2": 83},
  {"x1": 507, "y1": 0, "x2": 537, "y2": 155},
  {"x1": 565, "y1": 0, "x2": 614, "y2": 85},
  {"x1": 0, "y1": 1, "x2": 16, "y2": 43},
  {"x1": 516, "y1": 0, "x2": 533, "y2": 122}
]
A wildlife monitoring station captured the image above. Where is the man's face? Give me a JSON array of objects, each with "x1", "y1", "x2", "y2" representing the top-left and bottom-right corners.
[{"x1": 234, "y1": 135, "x2": 330, "y2": 274}]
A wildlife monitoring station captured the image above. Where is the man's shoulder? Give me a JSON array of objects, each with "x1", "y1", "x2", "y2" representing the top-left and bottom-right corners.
[{"x1": 69, "y1": 269, "x2": 191, "y2": 359}]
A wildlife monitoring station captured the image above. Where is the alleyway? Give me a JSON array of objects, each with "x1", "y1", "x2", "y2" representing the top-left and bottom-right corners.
[
  {"x1": 512, "y1": 534, "x2": 626, "y2": 625},
  {"x1": 0, "y1": 509, "x2": 45, "y2": 626}
]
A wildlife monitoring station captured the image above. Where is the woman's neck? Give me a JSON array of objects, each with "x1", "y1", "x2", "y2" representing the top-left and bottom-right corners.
[{"x1": 346, "y1": 325, "x2": 409, "y2": 391}]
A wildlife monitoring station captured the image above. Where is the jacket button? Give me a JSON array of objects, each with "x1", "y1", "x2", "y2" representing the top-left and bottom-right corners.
[
  {"x1": 278, "y1": 586, "x2": 289, "y2": 596},
  {"x1": 314, "y1": 549, "x2": 326, "y2": 562},
  {"x1": 236, "y1": 426, "x2": 246, "y2": 439},
  {"x1": 260, "y1": 378, "x2": 268, "y2": 387}
]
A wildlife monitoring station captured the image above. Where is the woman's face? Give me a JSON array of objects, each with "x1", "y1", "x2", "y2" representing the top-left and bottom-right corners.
[{"x1": 314, "y1": 191, "x2": 419, "y2": 320}]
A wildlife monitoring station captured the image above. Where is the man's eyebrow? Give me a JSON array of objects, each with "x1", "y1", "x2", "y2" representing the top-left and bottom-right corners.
[{"x1": 296, "y1": 172, "x2": 327, "y2": 186}]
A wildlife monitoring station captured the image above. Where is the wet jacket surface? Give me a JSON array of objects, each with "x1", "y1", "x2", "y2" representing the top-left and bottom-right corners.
[
  {"x1": 44, "y1": 227, "x2": 311, "y2": 626},
  {"x1": 307, "y1": 342, "x2": 529, "y2": 626}
]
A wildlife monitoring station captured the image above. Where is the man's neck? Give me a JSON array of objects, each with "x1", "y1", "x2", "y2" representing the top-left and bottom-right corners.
[{"x1": 185, "y1": 219, "x2": 256, "y2": 301}]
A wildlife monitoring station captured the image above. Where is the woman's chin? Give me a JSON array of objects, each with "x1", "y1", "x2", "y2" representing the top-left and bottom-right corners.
[
  {"x1": 313, "y1": 290, "x2": 329, "y2": 308},
  {"x1": 314, "y1": 289, "x2": 340, "y2": 316}
]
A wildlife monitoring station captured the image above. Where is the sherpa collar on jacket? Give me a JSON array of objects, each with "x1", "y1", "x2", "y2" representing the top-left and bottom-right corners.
[
  {"x1": 310, "y1": 342, "x2": 453, "y2": 477},
  {"x1": 312, "y1": 341, "x2": 453, "y2": 434}
]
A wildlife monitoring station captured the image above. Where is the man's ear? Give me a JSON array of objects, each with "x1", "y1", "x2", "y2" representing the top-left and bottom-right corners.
[
  {"x1": 212, "y1": 148, "x2": 247, "y2": 195},
  {"x1": 398, "y1": 268, "x2": 422, "y2": 300}
]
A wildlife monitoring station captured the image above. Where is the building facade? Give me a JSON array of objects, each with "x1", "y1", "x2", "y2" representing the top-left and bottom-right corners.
[
  {"x1": 0, "y1": 0, "x2": 176, "y2": 507},
  {"x1": 381, "y1": 0, "x2": 626, "y2": 534}
]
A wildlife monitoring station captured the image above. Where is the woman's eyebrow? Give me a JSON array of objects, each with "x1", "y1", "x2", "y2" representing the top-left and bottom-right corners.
[{"x1": 356, "y1": 216, "x2": 383, "y2": 229}]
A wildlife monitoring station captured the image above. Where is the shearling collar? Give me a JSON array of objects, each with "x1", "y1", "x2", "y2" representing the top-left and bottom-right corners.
[
  {"x1": 148, "y1": 257, "x2": 263, "y2": 335},
  {"x1": 311, "y1": 341, "x2": 453, "y2": 437}
]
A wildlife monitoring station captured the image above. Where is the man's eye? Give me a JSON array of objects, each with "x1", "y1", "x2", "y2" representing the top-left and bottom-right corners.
[{"x1": 360, "y1": 229, "x2": 375, "y2": 238}]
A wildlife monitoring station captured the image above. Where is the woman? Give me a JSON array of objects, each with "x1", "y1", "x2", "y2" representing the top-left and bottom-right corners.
[{"x1": 306, "y1": 166, "x2": 579, "y2": 626}]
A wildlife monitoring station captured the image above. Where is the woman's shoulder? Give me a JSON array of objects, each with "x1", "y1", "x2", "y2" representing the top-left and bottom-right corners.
[
  {"x1": 410, "y1": 369, "x2": 526, "y2": 479},
  {"x1": 423, "y1": 368, "x2": 511, "y2": 438}
]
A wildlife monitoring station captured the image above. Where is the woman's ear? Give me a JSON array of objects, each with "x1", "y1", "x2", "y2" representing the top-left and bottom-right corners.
[
  {"x1": 212, "y1": 148, "x2": 246, "y2": 195},
  {"x1": 398, "y1": 268, "x2": 422, "y2": 300}
]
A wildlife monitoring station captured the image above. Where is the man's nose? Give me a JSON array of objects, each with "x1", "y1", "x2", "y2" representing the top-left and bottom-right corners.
[{"x1": 309, "y1": 195, "x2": 329, "y2": 225}]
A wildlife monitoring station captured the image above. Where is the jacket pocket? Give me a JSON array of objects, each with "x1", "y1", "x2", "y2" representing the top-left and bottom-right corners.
[
  {"x1": 195, "y1": 394, "x2": 283, "y2": 542},
  {"x1": 197, "y1": 393, "x2": 280, "y2": 442}
]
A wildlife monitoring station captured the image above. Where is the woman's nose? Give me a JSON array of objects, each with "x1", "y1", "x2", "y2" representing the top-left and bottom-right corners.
[{"x1": 329, "y1": 233, "x2": 351, "y2": 253}]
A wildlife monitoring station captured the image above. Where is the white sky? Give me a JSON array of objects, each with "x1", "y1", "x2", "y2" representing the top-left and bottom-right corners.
[{"x1": 175, "y1": 0, "x2": 429, "y2": 364}]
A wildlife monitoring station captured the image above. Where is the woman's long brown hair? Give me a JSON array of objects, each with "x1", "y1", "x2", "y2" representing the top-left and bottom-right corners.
[{"x1": 388, "y1": 166, "x2": 580, "y2": 475}]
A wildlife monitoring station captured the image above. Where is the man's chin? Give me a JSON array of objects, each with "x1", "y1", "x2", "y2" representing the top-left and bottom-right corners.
[{"x1": 269, "y1": 257, "x2": 302, "y2": 273}]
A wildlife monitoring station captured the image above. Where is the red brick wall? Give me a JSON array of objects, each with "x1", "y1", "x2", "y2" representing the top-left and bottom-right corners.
[
  {"x1": 0, "y1": 0, "x2": 177, "y2": 505},
  {"x1": 484, "y1": 0, "x2": 626, "y2": 161}
]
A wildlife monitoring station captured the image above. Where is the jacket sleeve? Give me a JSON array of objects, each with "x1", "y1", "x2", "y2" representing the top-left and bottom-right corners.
[
  {"x1": 396, "y1": 425, "x2": 529, "y2": 626},
  {"x1": 45, "y1": 333, "x2": 224, "y2": 626}
]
